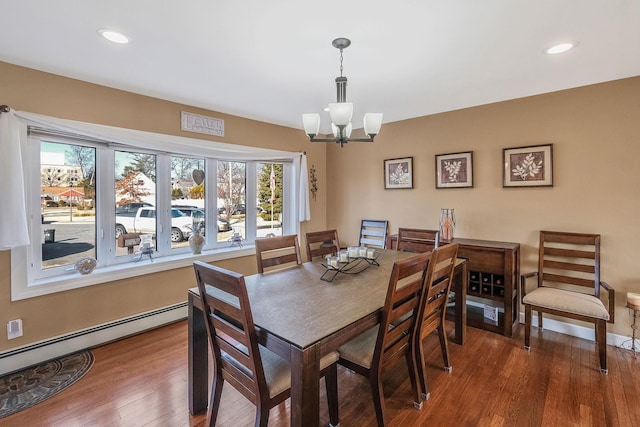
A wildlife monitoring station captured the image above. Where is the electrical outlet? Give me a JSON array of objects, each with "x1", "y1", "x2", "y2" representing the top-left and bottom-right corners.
[{"x1": 7, "y1": 319, "x2": 23, "y2": 339}]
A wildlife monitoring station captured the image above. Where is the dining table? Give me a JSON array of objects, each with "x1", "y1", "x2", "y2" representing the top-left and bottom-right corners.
[{"x1": 187, "y1": 249, "x2": 467, "y2": 426}]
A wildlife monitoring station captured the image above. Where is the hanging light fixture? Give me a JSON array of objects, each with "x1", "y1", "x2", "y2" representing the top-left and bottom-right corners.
[{"x1": 302, "y1": 38, "x2": 383, "y2": 148}]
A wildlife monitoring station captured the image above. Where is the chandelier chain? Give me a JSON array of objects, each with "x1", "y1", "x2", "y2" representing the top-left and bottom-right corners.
[{"x1": 339, "y1": 48, "x2": 344, "y2": 77}]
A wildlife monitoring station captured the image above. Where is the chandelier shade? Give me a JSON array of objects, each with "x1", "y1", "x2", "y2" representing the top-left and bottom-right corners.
[
  {"x1": 363, "y1": 113, "x2": 383, "y2": 136},
  {"x1": 302, "y1": 38, "x2": 382, "y2": 147},
  {"x1": 328, "y1": 102, "x2": 353, "y2": 126},
  {"x1": 302, "y1": 113, "x2": 320, "y2": 136}
]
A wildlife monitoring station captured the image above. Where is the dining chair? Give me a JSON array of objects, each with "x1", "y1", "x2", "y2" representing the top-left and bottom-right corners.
[
  {"x1": 397, "y1": 228, "x2": 440, "y2": 253},
  {"x1": 254, "y1": 234, "x2": 302, "y2": 273},
  {"x1": 305, "y1": 229, "x2": 340, "y2": 261},
  {"x1": 358, "y1": 219, "x2": 389, "y2": 249},
  {"x1": 413, "y1": 243, "x2": 459, "y2": 402},
  {"x1": 337, "y1": 252, "x2": 431, "y2": 426},
  {"x1": 193, "y1": 260, "x2": 340, "y2": 427},
  {"x1": 521, "y1": 230, "x2": 615, "y2": 374}
]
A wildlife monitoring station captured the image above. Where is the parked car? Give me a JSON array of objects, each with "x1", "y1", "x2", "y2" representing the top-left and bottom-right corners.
[
  {"x1": 115, "y1": 202, "x2": 154, "y2": 215},
  {"x1": 173, "y1": 205, "x2": 232, "y2": 232},
  {"x1": 115, "y1": 207, "x2": 192, "y2": 242},
  {"x1": 218, "y1": 204, "x2": 264, "y2": 215}
]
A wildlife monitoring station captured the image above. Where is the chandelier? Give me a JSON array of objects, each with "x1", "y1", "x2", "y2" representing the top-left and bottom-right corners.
[{"x1": 302, "y1": 38, "x2": 383, "y2": 148}]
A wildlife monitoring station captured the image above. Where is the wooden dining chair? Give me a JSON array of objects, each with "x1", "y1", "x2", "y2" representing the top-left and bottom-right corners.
[
  {"x1": 358, "y1": 219, "x2": 389, "y2": 249},
  {"x1": 397, "y1": 228, "x2": 440, "y2": 253},
  {"x1": 521, "y1": 231, "x2": 615, "y2": 374},
  {"x1": 305, "y1": 229, "x2": 340, "y2": 261},
  {"x1": 337, "y1": 252, "x2": 431, "y2": 426},
  {"x1": 193, "y1": 261, "x2": 340, "y2": 427},
  {"x1": 254, "y1": 234, "x2": 302, "y2": 273},
  {"x1": 413, "y1": 243, "x2": 459, "y2": 402}
]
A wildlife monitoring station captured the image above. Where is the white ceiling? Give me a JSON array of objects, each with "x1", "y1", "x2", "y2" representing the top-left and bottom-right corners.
[{"x1": 1, "y1": 1, "x2": 639, "y2": 134}]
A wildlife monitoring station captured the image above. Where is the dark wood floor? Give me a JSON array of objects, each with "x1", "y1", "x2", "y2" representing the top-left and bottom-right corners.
[{"x1": 3, "y1": 319, "x2": 639, "y2": 427}]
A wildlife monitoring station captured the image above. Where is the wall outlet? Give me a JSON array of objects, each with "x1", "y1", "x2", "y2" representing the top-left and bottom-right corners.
[{"x1": 7, "y1": 319, "x2": 23, "y2": 339}]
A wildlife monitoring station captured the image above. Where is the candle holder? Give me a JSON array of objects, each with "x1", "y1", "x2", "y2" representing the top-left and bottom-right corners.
[
  {"x1": 621, "y1": 293, "x2": 640, "y2": 357},
  {"x1": 320, "y1": 250, "x2": 380, "y2": 282}
]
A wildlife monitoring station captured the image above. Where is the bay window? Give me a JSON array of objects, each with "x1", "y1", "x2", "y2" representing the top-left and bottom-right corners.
[{"x1": 4, "y1": 111, "x2": 308, "y2": 300}]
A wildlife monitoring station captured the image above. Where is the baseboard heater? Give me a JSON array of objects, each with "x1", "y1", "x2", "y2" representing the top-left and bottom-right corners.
[{"x1": 0, "y1": 302, "x2": 188, "y2": 376}]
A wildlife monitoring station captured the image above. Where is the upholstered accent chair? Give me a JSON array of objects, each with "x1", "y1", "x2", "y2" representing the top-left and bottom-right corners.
[{"x1": 521, "y1": 231, "x2": 615, "y2": 374}]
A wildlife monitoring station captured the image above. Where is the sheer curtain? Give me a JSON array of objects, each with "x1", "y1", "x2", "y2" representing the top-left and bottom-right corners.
[
  {"x1": 0, "y1": 110, "x2": 311, "y2": 249},
  {"x1": 0, "y1": 109, "x2": 29, "y2": 249}
]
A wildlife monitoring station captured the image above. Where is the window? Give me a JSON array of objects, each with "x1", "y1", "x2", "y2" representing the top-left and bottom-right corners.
[
  {"x1": 257, "y1": 162, "x2": 284, "y2": 238},
  {"x1": 40, "y1": 140, "x2": 96, "y2": 272},
  {"x1": 15, "y1": 122, "x2": 302, "y2": 299}
]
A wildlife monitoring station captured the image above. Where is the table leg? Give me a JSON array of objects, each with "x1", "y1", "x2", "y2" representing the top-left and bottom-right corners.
[
  {"x1": 289, "y1": 345, "x2": 320, "y2": 427},
  {"x1": 188, "y1": 292, "x2": 209, "y2": 415}
]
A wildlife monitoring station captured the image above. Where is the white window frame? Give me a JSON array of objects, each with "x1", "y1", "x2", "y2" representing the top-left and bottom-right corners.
[{"x1": 10, "y1": 112, "x2": 307, "y2": 301}]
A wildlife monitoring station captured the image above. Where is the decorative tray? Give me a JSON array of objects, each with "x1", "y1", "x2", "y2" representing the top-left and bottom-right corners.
[{"x1": 320, "y1": 249, "x2": 380, "y2": 282}]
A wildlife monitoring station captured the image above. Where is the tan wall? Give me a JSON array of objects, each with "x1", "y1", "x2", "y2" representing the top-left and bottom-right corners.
[
  {"x1": 327, "y1": 76, "x2": 640, "y2": 337},
  {"x1": 0, "y1": 61, "x2": 328, "y2": 351},
  {"x1": 1, "y1": 60, "x2": 638, "y2": 349}
]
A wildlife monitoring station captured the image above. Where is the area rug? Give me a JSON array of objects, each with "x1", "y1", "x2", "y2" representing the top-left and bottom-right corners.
[{"x1": 0, "y1": 350, "x2": 94, "y2": 418}]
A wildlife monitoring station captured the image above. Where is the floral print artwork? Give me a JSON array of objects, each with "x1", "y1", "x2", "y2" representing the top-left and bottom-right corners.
[
  {"x1": 441, "y1": 158, "x2": 468, "y2": 183},
  {"x1": 389, "y1": 162, "x2": 410, "y2": 185},
  {"x1": 510, "y1": 151, "x2": 545, "y2": 181}
]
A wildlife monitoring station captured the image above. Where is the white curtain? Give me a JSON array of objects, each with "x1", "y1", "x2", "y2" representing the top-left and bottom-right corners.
[
  {"x1": 298, "y1": 153, "x2": 311, "y2": 221},
  {"x1": 0, "y1": 109, "x2": 30, "y2": 249},
  {"x1": 0, "y1": 110, "x2": 311, "y2": 249}
]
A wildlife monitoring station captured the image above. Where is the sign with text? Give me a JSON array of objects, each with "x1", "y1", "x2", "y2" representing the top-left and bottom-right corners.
[{"x1": 181, "y1": 111, "x2": 224, "y2": 137}]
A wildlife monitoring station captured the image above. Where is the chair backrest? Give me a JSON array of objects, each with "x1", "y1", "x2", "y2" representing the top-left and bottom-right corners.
[
  {"x1": 192, "y1": 260, "x2": 267, "y2": 404},
  {"x1": 358, "y1": 219, "x2": 389, "y2": 249},
  {"x1": 305, "y1": 229, "x2": 340, "y2": 261},
  {"x1": 372, "y1": 252, "x2": 431, "y2": 374},
  {"x1": 537, "y1": 230, "x2": 602, "y2": 297},
  {"x1": 397, "y1": 228, "x2": 439, "y2": 253},
  {"x1": 255, "y1": 234, "x2": 302, "y2": 273},
  {"x1": 418, "y1": 243, "x2": 459, "y2": 339}
]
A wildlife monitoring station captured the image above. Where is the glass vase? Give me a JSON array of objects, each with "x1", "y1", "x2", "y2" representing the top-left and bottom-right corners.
[
  {"x1": 439, "y1": 208, "x2": 456, "y2": 241},
  {"x1": 189, "y1": 228, "x2": 205, "y2": 254}
]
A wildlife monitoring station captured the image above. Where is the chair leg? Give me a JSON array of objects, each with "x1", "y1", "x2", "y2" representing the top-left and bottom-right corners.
[
  {"x1": 369, "y1": 374, "x2": 387, "y2": 427},
  {"x1": 405, "y1": 348, "x2": 423, "y2": 409},
  {"x1": 437, "y1": 325, "x2": 451, "y2": 372},
  {"x1": 596, "y1": 319, "x2": 608, "y2": 374},
  {"x1": 414, "y1": 337, "x2": 430, "y2": 402},
  {"x1": 524, "y1": 304, "x2": 532, "y2": 351},
  {"x1": 255, "y1": 404, "x2": 270, "y2": 427},
  {"x1": 325, "y1": 363, "x2": 340, "y2": 426},
  {"x1": 537, "y1": 310, "x2": 543, "y2": 330},
  {"x1": 207, "y1": 374, "x2": 224, "y2": 427}
]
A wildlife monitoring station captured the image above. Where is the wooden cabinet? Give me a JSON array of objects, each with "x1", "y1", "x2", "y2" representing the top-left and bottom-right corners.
[
  {"x1": 386, "y1": 235, "x2": 520, "y2": 338},
  {"x1": 453, "y1": 238, "x2": 520, "y2": 337}
]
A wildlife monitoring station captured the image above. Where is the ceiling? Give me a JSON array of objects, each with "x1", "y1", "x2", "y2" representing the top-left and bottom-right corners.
[{"x1": 1, "y1": 1, "x2": 639, "y2": 135}]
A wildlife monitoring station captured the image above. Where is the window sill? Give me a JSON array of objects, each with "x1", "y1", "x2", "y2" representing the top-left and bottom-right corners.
[{"x1": 12, "y1": 245, "x2": 256, "y2": 301}]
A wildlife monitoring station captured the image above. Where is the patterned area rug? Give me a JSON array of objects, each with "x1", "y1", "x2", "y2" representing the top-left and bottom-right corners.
[{"x1": 0, "y1": 350, "x2": 94, "y2": 418}]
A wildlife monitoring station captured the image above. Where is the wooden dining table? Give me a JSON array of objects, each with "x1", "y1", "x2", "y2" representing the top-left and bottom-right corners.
[{"x1": 187, "y1": 249, "x2": 467, "y2": 426}]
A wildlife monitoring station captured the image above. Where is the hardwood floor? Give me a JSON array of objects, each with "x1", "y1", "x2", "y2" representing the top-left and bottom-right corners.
[{"x1": 3, "y1": 319, "x2": 639, "y2": 427}]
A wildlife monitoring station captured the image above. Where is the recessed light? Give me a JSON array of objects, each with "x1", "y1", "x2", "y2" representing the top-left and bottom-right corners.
[
  {"x1": 546, "y1": 42, "x2": 576, "y2": 55},
  {"x1": 98, "y1": 28, "x2": 130, "y2": 44}
]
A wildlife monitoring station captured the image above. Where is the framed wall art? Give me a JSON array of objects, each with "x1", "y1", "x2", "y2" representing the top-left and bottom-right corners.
[
  {"x1": 384, "y1": 157, "x2": 413, "y2": 189},
  {"x1": 503, "y1": 144, "x2": 553, "y2": 187},
  {"x1": 435, "y1": 151, "x2": 473, "y2": 189}
]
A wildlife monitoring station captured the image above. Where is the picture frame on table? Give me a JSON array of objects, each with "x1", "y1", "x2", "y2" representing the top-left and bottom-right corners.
[
  {"x1": 503, "y1": 144, "x2": 553, "y2": 187},
  {"x1": 384, "y1": 157, "x2": 413, "y2": 189},
  {"x1": 435, "y1": 151, "x2": 474, "y2": 189}
]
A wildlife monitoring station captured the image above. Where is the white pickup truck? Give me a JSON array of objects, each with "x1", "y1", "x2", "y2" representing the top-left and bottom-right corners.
[{"x1": 115, "y1": 207, "x2": 193, "y2": 242}]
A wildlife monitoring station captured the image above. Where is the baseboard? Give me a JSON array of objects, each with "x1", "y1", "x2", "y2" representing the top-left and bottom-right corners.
[
  {"x1": 0, "y1": 302, "x2": 187, "y2": 376},
  {"x1": 517, "y1": 311, "x2": 630, "y2": 348}
]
